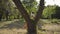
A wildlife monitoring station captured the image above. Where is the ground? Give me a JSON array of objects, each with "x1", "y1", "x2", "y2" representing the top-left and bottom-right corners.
[
  {"x1": 0, "y1": 19, "x2": 60, "y2": 34},
  {"x1": 0, "y1": 29, "x2": 27, "y2": 34}
]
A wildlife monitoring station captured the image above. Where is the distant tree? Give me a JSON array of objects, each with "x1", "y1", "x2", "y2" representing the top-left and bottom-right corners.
[
  {"x1": 0, "y1": 0, "x2": 20, "y2": 20},
  {"x1": 53, "y1": 6, "x2": 60, "y2": 18},
  {"x1": 0, "y1": 8, "x2": 2, "y2": 21},
  {"x1": 0, "y1": 0, "x2": 10, "y2": 20},
  {"x1": 42, "y1": 6, "x2": 56, "y2": 19},
  {"x1": 42, "y1": 5, "x2": 60, "y2": 19}
]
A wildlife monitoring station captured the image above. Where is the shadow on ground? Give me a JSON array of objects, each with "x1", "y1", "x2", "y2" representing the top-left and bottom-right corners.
[{"x1": 0, "y1": 20, "x2": 24, "y2": 29}]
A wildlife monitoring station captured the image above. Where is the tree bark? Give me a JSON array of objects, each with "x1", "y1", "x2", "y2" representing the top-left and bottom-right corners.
[
  {"x1": 34, "y1": 0, "x2": 44, "y2": 23},
  {"x1": 13, "y1": 0, "x2": 31, "y2": 22},
  {"x1": 27, "y1": 20, "x2": 37, "y2": 34}
]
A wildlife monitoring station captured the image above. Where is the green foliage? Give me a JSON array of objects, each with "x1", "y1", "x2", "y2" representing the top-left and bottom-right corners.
[
  {"x1": 22, "y1": 0, "x2": 38, "y2": 19},
  {"x1": 0, "y1": 0, "x2": 21, "y2": 21},
  {"x1": 42, "y1": 5, "x2": 56, "y2": 18},
  {"x1": 22, "y1": 0, "x2": 37, "y2": 13},
  {"x1": 42, "y1": 5, "x2": 60, "y2": 19},
  {"x1": 0, "y1": 0, "x2": 60, "y2": 21},
  {"x1": 53, "y1": 6, "x2": 60, "y2": 18}
]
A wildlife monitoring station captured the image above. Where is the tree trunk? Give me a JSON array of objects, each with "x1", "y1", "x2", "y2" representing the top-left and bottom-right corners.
[
  {"x1": 12, "y1": 0, "x2": 44, "y2": 34},
  {"x1": 0, "y1": 14, "x2": 2, "y2": 21},
  {"x1": 27, "y1": 20, "x2": 37, "y2": 34}
]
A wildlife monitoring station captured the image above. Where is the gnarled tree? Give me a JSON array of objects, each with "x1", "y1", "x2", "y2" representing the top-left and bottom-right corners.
[{"x1": 13, "y1": 0, "x2": 44, "y2": 34}]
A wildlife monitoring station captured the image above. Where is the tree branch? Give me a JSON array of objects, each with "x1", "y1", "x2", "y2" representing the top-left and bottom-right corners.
[
  {"x1": 13, "y1": 0, "x2": 31, "y2": 22},
  {"x1": 34, "y1": 0, "x2": 45, "y2": 22}
]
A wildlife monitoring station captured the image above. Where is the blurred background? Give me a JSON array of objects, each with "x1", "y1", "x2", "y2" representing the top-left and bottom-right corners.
[{"x1": 0, "y1": 0, "x2": 60, "y2": 34}]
